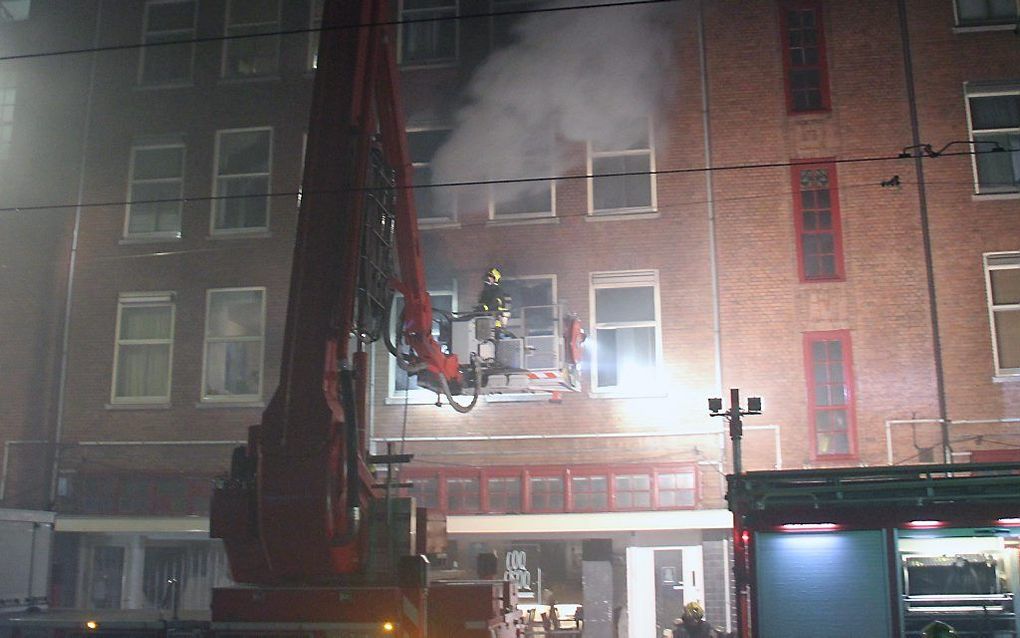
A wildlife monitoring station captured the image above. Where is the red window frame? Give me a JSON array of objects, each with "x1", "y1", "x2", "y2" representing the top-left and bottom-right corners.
[
  {"x1": 525, "y1": 469, "x2": 566, "y2": 513},
  {"x1": 655, "y1": 469, "x2": 697, "y2": 508},
  {"x1": 779, "y1": 0, "x2": 831, "y2": 114},
  {"x1": 804, "y1": 330, "x2": 858, "y2": 459},
  {"x1": 444, "y1": 470, "x2": 481, "y2": 514},
  {"x1": 611, "y1": 471, "x2": 653, "y2": 510},
  {"x1": 568, "y1": 470, "x2": 610, "y2": 512},
  {"x1": 792, "y1": 160, "x2": 844, "y2": 282},
  {"x1": 483, "y1": 470, "x2": 523, "y2": 513}
]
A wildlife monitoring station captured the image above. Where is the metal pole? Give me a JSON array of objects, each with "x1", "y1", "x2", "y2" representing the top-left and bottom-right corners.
[{"x1": 730, "y1": 388, "x2": 744, "y2": 476}]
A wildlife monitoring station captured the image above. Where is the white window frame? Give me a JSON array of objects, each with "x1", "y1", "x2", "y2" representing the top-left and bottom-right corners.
[
  {"x1": 953, "y1": 0, "x2": 1019, "y2": 30},
  {"x1": 589, "y1": 270, "x2": 664, "y2": 396},
  {"x1": 407, "y1": 127, "x2": 457, "y2": 225},
  {"x1": 124, "y1": 142, "x2": 185, "y2": 239},
  {"x1": 201, "y1": 287, "x2": 266, "y2": 403},
  {"x1": 398, "y1": 0, "x2": 459, "y2": 67},
  {"x1": 0, "y1": 71, "x2": 14, "y2": 161},
  {"x1": 984, "y1": 252, "x2": 1020, "y2": 379},
  {"x1": 111, "y1": 292, "x2": 175, "y2": 405},
  {"x1": 488, "y1": 130, "x2": 556, "y2": 221},
  {"x1": 965, "y1": 84, "x2": 1020, "y2": 195},
  {"x1": 211, "y1": 127, "x2": 273, "y2": 235},
  {"x1": 221, "y1": 0, "x2": 281, "y2": 79},
  {"x1": 387, "y1": 286, "x2": 457, "y2": 404},
  {"x1": 138, "y1": 0, "x2": 197, "y2": 87},
  {"x1": 308, "y1": 0, "x2": 324, "y2": 71},
  {"x1": 587, "y1": 118, "x2": 657, "y2": 216}
]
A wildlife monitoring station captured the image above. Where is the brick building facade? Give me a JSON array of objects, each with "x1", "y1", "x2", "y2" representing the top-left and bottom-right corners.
[{"x1": 0, "y1": 0, "x2": 1016, "y2": 634}]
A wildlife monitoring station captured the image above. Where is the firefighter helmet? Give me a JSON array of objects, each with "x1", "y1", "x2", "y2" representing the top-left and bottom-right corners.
[
  {"x1": 922, "y1": 621, "x2": 958, "y2": 638},
  {"x1": 682, "y1": 601, "x2": 704, "y2": 622},
  {"x1": 485, "y1": 266, "x2": 502, "y2": 283}
]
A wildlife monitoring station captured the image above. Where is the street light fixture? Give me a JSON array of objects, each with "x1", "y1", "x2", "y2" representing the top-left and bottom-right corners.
[{"x1": 708, "y1": 389, "x2": 761, "y2": 475}]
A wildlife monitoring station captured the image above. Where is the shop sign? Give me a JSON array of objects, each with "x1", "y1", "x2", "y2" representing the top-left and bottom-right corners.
[{"x1": 504, "y1": 547, "x2": 535, "y2": 596}]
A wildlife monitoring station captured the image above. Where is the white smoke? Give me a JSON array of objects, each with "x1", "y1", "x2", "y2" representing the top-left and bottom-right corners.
[{"x1": 429, "y1": 0, "x2": 682, "y2": 207}]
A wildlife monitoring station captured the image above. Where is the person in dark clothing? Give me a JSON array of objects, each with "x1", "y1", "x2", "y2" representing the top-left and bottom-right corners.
[
  {"x1": 476, "y1": 266, "x2": 511, "y2": 332},
  {"x1": 673, "y1": 602, "x2": 721, "y2": 638}
]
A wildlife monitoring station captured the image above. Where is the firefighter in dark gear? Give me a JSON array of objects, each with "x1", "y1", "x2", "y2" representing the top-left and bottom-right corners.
[
  {"x1": 476, "y1": 266, "x2": 511, "y2": 330},
  {"x1": 921, "y1": 621, "x2": 958, "y2": 638},
  {"x1": 672, "y1": 602, "x2": 720, "y2": 638}
]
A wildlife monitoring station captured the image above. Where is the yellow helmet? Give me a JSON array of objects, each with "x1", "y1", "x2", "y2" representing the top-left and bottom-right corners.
[
  {"x1": 682, "y1": 601, "x2": 704, "y2": 622},
  {"x1": 922, "y1": 621, "x2": 958, "y2": 638},
  {"x1": 485, "y1": 267, "x2": 502, "y2": 283}
]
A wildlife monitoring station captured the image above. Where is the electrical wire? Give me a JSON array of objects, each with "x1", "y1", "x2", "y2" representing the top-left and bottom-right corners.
[
  {"x1": 0, "y1": 146, "x2": 1008, "y2": 216},
  {"x1": 0, "y1": 0, "x2": 683, "y2": 63}
]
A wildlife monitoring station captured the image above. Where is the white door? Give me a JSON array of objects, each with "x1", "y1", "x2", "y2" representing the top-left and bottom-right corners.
[{"x1": 626, "y1": 545, "x2": 704, "y2": 638}]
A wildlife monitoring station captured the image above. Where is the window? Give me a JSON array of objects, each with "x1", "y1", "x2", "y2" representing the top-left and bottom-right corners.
[
  {"x1": 222, "y1": 0, "x2": 280, "y2": 78},
  {"x1": 112, "y1": 293, "x2": 174, "y2": 404},
  {"x1": 308, "y1": 0, "x2": 324, "y2": 70},
  {"x1": 804, "y1": 330, "x2": 856, "y2": 457},
  {"x1": 570, "y1": 474, "x2": 608, "y2": 511},
  {"x1": 490, "y1": 135, "x2": 555, "y2": 220},
  {"x1": 589, "y1": 118, "x2": 655, "y2": 214},
  {"x1": 212, "y1": 128, "x2": 272, "y2": 233},
  {"x1": 613, "y1": 473, "x2": 651, "y2": 509},
  {"x1": 0, "y1": 72, "x2": 14, "y2": 161},
  {"x1": 528, "y1": 474, "x2": 564, "y2": 512},
  {"x1": 446, "y1": 476, "x2": 480, "y2": 513},
  {"x1": 656, "y1": 471, "x2": 695, "y2": 507},
  {"x1": 409, "y1": 476, "x2": 439, "y2": 509},
  {"x1": 590, "y1": 270, "x2": 661, "y2": 392},
  {"x1": 202, "y1": 288, "x2": 265, "y2": 401},
  {"x1": 0, "y1": 1, "x2": 29, "y2": 21},
  {"x1": 126, "y1": 143, "x2": 184, "y2": 238},
  {"x1": 139, "y1": 1, "x2": 196, "y2": 86},
  {"x1": 408, "y1": 128, "x2": 456, "y2": 223},
  {"x1": 497, "y1": 275, "x2": 557, "y2": 371},
  {"x1": 955, "y1": 0, "x2": 1019, "y2": 27},
  {"x1": 399, "y1": 0, "x2": 458, "y2": 65},
  {"x1": 792, "y1": 161, "x2": 843, "y2": 281},
  {"x1": 389, "y1": 289, "x2": 455, "y2": 400},
  {"x1": 967, "y1": 86, "x2": 1020, "y2": 194},
  {"x1": 489, "y1": 0, "x2": 540, "y2": 50},
  {"x1": 984, "y1": 252, "x2": 1020, "y2": 377},
  {"x1": 779, "y1": 1, "x2": 830, "y2": 113},
  {"x1": 486, "y1": 475, "x2": 521, "y2": 513}
]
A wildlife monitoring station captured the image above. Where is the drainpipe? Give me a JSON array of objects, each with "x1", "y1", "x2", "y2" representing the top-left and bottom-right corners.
[
  {"x1": 698, "y1": 0, "x2": 726, "y2": 471},
  {"x1": 896, "y1": 0, "x2": 951, "y2": 462},
  {"x1": 49, "y1": 0, "x2": 104, "y2": 504}
]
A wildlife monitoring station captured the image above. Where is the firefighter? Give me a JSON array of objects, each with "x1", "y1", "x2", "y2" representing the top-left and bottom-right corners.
[
  {"x1": 921, "y1": 621, "x2": 958, "y2": 638},
  {"x1": 672, "y1": 602, "x2": 720, "y2": 638},
  {"x1": 476, "y1": 266, "x2": 511, "y2": 331}
]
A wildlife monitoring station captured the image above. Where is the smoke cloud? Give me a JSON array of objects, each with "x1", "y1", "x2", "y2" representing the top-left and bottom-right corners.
[{"x1": 430, "y1": 0, "x2": 682, "y2": 206}]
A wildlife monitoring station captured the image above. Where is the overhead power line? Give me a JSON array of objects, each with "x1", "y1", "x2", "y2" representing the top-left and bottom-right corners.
[
  {"x1": 0, "y1": 147, "x2": 1002, "y2": 216},
  {"x1": 0, "y1": 0, "x2": 680, "y2": 63}
]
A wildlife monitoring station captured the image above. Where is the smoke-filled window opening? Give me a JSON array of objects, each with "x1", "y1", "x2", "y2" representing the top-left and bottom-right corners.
[
  {"x1": 488, "y1": 0, "x2": 543, "y2": 51},
  {"x1": 587, "y1": 116, "x2": 655, "y2": 215},
  {"x1": 221, "y1": 0, "x2": 281, "y2": 79},
  {"x1": 388, "y1": 286, "x2": 456, "y2": 401},
  {"x1": 138, "y1": 0, "x2": 197, "y2": 87},
  {"x1": 408, "y1": 127, "x2": 458, "y2": 223},
  {"x1": 211, "y1": 127, "x2": 272, "y2": 233},
  {"x1": 984, "y1": 251, "x2": 1020, "y2": 377},
  {"x1": 111, "y1": 292, "x2": 175, "y2": 405},
  {"x1": 489, "y1": 133, "x2": 556, "y2": 220},
  {"x1": 201, "y1": 287, "x2": 266, "y2": 402},
  {"x1": 589, "y1": 270, "x2": 663, "y2": 394},
  {"x1": 966, "y1": 84, "x2": 1020, "y2": 194},
  {"x1": 954, "y1": 0, "x2": 1020, "y2": 27},
  {"x1": 125, "y1": 140, "x2": 185, "y2": 239},
  {"x1": 399, "y1": 0, "x2": 458, "y2": 66}
]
